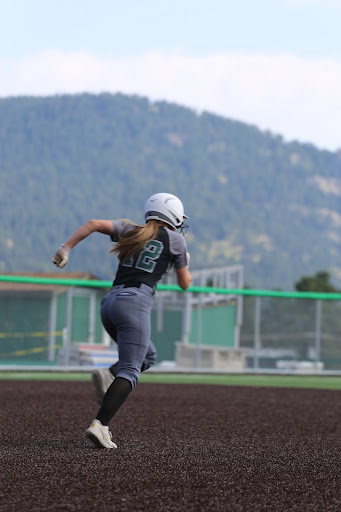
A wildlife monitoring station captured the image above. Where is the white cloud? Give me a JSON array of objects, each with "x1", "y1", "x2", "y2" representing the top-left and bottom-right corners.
[{"x1": 1, "y1": 49, "x2": 341, "y2": 151}]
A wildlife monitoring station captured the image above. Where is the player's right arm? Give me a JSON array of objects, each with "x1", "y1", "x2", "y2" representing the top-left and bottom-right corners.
[
  {"x1": 52, "y1": 219, "x2": 114, "y2": 268},
  {"x1": 170, "y1": 232, "x2": 192, "y2": 290},
  {"x1": 176, "y1": 265, "x2": 192, "y2": 290}
]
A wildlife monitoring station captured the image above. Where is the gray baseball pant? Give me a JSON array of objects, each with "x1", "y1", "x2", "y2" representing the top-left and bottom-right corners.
[{"x1": 100, "y1": 284, "x2": 157, "y2": 389}]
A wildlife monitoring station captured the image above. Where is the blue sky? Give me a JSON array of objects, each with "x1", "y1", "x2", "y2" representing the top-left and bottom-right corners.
[{"x1": 1, "y1": 0, "x2": 341, "y2": 150}]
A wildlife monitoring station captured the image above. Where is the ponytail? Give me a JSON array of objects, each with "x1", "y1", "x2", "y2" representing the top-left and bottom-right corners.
[{"x1": 111, "y1": 220, "x2": 160, "y2": 262}]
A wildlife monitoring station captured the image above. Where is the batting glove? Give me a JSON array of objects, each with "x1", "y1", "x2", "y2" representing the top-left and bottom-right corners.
[{"x1": 52, "y1": 244, "x2": 71, "y2": 268}]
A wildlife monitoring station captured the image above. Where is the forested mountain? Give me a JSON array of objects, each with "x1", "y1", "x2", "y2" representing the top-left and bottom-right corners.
[{"x1": 0, "y1": 93, "x2": 340, "y2": 289}]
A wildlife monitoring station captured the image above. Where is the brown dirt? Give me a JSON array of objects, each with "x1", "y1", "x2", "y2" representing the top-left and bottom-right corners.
[{"x1": 1, "y1": 380, "x2": 341, "y2": 511}]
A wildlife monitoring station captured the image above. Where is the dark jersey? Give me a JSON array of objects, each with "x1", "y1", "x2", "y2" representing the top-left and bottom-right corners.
[{"x1": 111, "y1": 221, "x2": 188, "y2": 289}]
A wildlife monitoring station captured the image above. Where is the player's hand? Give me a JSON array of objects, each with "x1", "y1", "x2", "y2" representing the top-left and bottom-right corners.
[
  {"x1": 186, "y1": 252, "x2": 190, "y2": 266},
  {"x1": 52, "y1": 244, "x2": 71, "y2": 268}
]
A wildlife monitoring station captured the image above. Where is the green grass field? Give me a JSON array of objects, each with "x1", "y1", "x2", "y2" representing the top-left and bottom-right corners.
[{"x1": 1, "y1": 371, "x2": 341, "y2": 389}]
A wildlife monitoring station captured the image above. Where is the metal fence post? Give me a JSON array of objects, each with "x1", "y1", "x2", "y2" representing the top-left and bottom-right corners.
[
  {"x1": 48, "y1": 294, "x2": 57, "y2": 361},
  {"x1": 182, "y1": 292, "x2": 192, "y2": 344},
  {"x1": 64, "y1": 287, "x2": 73, "y2": 366},
  {"x1": 62, "y1": 327, "x2": 69, "y2": 366},
  {"x1": 88, "y1": 290, "x2": 96, "y2": 344},
  {"x1": 195, "y1": 295, "x2": 202, "y2": 369},
  {"x1": 315, "y1": 300, "x2": 322, "y2": 370},
  {"x1": 254, "y1": 296, "x2": 261, "y2": 370}
]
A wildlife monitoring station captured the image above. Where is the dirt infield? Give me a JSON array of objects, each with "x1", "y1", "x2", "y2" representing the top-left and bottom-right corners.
[{"x1": 1, "y1": 380, "x2": 341, "y2": 511}]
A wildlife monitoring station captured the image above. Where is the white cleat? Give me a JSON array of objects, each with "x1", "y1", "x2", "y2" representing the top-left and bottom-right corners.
[
  {"x1": 85, "y1": 419, "x2": 117, "y2": 449},
  {"x1": 92, "y1": 368, "x2": 115, "y2": 405}
]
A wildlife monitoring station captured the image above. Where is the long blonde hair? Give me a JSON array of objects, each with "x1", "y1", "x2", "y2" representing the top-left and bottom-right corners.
[{"x1": 111, "y1": 219, "x2": 161, "y2": 261}]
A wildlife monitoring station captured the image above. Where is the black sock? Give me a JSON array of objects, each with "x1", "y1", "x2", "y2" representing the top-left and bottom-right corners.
[
  {"x1": 109, "y1": 361, "x2": 119, "y2": 377},
  {"x1": 96, "y1": 377, "x2": 132, "y2": 426}
]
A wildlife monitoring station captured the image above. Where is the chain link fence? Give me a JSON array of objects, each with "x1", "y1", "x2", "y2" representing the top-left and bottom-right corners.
[{"x1": 0, "y1": 274, "x2": 341, "y2": 373}]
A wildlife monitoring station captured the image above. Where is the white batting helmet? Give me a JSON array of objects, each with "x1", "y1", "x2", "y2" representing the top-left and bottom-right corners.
[{"x1": 144, "y1": 193, "x2": 188, "y2": 229}]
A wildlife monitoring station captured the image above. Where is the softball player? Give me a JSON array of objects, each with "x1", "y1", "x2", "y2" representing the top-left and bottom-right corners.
[{"x1": 53, "y1": 193, "x2": 192, "y2": 449}]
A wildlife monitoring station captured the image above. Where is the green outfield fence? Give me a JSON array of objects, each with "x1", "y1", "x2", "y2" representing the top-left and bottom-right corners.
[
  {"x1": 1, "y1": 274, "x2": 341, "y2": 373},
  {"x1": 1, "y1": 274, "x2": 341, "y2": 299}
]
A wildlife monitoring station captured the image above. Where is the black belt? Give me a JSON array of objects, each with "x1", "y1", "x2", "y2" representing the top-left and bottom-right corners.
[{"x1": 113, "y1": 283, "x2": 154, "y2": 292}]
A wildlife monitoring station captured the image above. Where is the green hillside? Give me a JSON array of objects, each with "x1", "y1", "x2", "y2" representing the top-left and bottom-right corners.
[{"x1": 0, "y1": 92, "x2": 340, "y2": 289}]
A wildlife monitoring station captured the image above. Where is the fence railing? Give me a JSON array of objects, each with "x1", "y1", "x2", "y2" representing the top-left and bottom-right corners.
[
  {"x1": 1, "y1": 274, "x2": 341, "y2": 373},
  {"x1": 1, "y1": 273, "x2": 341, "y2": 300}
]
